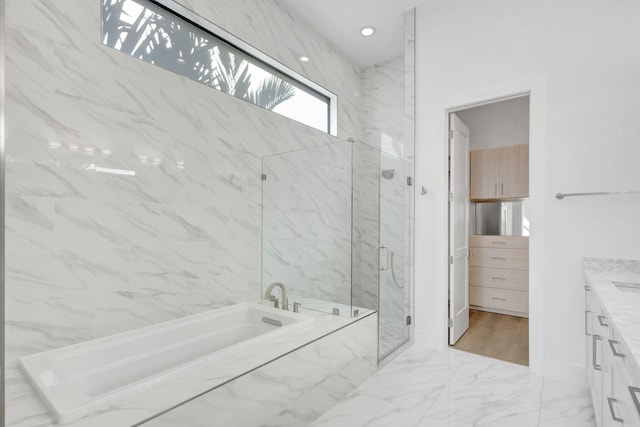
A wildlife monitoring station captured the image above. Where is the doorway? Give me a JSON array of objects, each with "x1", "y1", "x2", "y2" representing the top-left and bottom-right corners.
[{"x1": 447, "y1": 95, "x2": 531, "y2": 366}]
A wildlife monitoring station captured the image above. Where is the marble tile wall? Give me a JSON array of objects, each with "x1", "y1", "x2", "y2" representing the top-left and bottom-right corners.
[
  {"x1": 262, "y1": 141, "x2": 353, "y2": 306},
  {"x1": 351, "y1": 141, "x2": 380, "y2": 311},
  {"x1": 3, "y1": 0, "x2": 364, "y2": 424},
  {"x1": 261, "y1": 139, "x2": 384, "y2": 314},
  {"x1": 403, "y1": 8, "x2": 416, "y2": 349},
  {"x1": 360, "y1": 53, "x2": 412, "y2": 357},
  {"x1": 142, "y1": 313, "x2": 378, "y2": 427}
]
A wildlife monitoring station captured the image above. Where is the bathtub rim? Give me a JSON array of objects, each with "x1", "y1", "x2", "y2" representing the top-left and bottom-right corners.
[{"x1": 19, "y1": 301, "x2": 315, "y2": 424}]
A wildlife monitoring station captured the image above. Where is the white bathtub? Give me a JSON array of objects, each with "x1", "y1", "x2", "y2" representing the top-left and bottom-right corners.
[{"x1": 19, "y1": 302, "x2": 314, "y2": 424}]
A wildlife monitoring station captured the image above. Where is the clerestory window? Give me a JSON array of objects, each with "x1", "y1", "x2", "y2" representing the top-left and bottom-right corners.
[{"x1": 101, "y1": 0, "x2": 337, "y2": 135}]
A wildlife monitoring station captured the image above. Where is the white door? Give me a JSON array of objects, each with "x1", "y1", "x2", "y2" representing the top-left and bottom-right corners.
[{"x1": 449, "y1": 113, "x2": 470, "y2": 345}]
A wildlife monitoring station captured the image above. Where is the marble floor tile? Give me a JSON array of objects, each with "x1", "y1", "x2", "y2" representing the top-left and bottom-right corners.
[
  {"x1": 311, "y1": 391, "x2": 430, "y2": 427},
  {"x1": 416, "y1": 379, "x2": 539, "y2": 427},
  {"x1": 445, "y1": 351, "x2": 543, "y2": 405},
  {"x1": 540, "y1": 380, "x2": 595, "y2": 422},
  {"x1": 311, "y1": 343, "x2": 595, "y2": 427},
  {"x1": 538, "y1": 409, "x2": 596, "y2": 427}
]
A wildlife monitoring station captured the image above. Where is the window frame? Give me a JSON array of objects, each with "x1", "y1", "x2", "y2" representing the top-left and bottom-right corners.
[{"x1": 102, "y1": 0, "x2": 338, "y2": 136}]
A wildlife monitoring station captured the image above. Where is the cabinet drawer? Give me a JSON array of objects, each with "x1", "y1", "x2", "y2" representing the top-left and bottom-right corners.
[
  {"x1": 470, "y1": 235, "x2": 529, "y2": 250},
  {"x1": 609, "y1": 325, "x2": 639, "y2": 387},
  {"x1": 469, "y1": 286, "x2": 528, "y2": 314},
  {"x1": 469, "y1": 247, "x2": 529, "y2": 270},
  {"x1": 469, "y1": 267, "x2": 528, "y2": 291}
]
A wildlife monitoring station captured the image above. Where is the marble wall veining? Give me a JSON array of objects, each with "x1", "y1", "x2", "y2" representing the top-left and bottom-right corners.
[
  {"x1": 351, "y1": 141, "x2": 380, "y2": 311},
  {"x1": 142, "y1": 313, "x2": 378, "y2": 427},
  {"x1": 262, "y1": 141, "x2": 353, "y2": 307},
  {"x1": 3, "y1": 0, "x2": 364, "y2": 424},
  {"x1": 0, "y1": 0, "x2": 5, "y2": 413},
  {"x1": 359, "y1": 53, "x2": 413, "y2": 357}
]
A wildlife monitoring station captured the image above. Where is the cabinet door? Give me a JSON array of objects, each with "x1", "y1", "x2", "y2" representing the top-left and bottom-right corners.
[
  {"x1": 586, "y1": 286, "x2": 595, "y2": 389},
  {"x1": 593, "y1": 302, "x2": 611, "y2": 426},
  {"x1": 470, "y1": 148, "x2": 500, "y2": 200},
  {"x1": 499, "y1": 144, "x2": 529, "y2": 198},
  {"x1": 605, "y1": 364, "x2": 640, "y2": 426}
]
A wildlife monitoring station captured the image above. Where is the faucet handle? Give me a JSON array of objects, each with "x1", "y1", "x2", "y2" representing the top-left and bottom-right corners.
[
  {"x1": 293, "y1": 302, "x2": 301, "y2": 313},
  {"x1": 270, "y1": 296, "x2": 279, "y2": 309}
]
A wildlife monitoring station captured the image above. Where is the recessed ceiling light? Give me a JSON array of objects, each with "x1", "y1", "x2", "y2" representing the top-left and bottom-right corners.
[
  {"x1": 299, "y1": 56, "x2": 310, "y2": 63},
  {"x1": 360, "y1": 26, "x2": 376, "y2": 37}
]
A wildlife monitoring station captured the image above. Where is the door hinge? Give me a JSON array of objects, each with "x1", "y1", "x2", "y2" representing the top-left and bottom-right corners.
[
  {"x1": 448, "y1": 318, "x2": 453, "y2": 328},
  {"x1": 448, "y1": 255, "x2": 453, "y2": 265},
  {"x1": 261, "y1": 174, "x2": 267, "y2": 181},
  {"x1": 449, "y1": 130, "x2": 454, "y2": 139},
  {"x1": 406, "y1": 315, "x2": 412, "y2": 326},
  {"x1": 406, "y1": 176, "x2": 413, "y2": 186},
  {"x1": 449, "y1": 192, "x2": 454, "y2": 202}
]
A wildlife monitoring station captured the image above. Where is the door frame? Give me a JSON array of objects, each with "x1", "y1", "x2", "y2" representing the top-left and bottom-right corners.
[{"x1": 437, "y1": 80, "x2": 546, "y2": 374}]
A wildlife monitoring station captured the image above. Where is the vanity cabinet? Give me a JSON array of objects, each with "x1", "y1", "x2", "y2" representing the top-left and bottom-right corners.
[
  {"x1": 470, "y1": 144, "x2": 529, "y2": 200},
  {"x1": 469, "y1": 235, "x2": 528, "y2": 317},
  {"x1": 585, "y1": 285, "x2": 640, "y2": 427}
]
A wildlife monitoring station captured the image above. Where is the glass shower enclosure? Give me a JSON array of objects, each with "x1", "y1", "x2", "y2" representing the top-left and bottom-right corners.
[{"x1": 261, "y1": 139, "x2": 411, "y2": 361}]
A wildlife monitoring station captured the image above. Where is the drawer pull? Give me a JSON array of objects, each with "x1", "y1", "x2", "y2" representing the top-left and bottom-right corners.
[
  {"x1": 593, "y1": 335, "x2": 602, "y2": 371},
  {"x1": 491, "y1": 257, "x2": 507, "y2": 261},
  {"x1": 585, "y1": 310, "x2": 591, "y2": 336},
  {"x1": 598, "y1": 315, "x2": 609, "y2": 327},
  {"x1": 629, "y1": 386, "x2": 640, "y2": 418},
  {"x1": 491, "y1": 241, "x2": 506, "y2": 245},
  {"x1": 584, "y1": 285, "x2": 591, "y2": 291},
  {"x1": 491, "y1": 297, "x2": 507, "y2": 302},
  {"x1": 609, "y1": 340, "x2": 626, "y2": 358},
  {"x1": 607, "y1": 397, "x2": 624, "y2": 423},
  {"x1": 491, "y1": 277, "x2": 507, "y2": 281}
]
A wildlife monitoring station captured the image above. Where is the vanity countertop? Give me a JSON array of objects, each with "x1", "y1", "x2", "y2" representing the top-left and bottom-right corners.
[{"x1": 584, "y1": 258, "x2": 640, "y2": 372}]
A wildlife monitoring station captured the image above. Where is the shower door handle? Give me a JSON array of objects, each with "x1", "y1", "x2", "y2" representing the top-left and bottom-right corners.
[{"x1": 379, "y1": 246, "x2": 390, "y2": 271}]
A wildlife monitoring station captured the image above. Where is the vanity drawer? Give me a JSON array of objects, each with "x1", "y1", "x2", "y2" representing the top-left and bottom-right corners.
[
  {"x1": 469, "y1": 267, "x2": 528, "y2": 291},
  {"x1": 609, "y1": 325, "x2": 637, "y2": 382},
  {"x1": 470, "y1": 286, "x2": 528, "y2": 314},
  {"x1": 470, "y1": 235, "x2": 529, "y2": 250},
  {"x1": 469, "y1": 247, "x2": 529, "y2": 270}
]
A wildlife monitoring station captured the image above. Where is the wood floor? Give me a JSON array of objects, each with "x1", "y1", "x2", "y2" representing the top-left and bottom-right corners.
[{"x1": 452, "y1": 309, "x2": 529, "y2": 366}]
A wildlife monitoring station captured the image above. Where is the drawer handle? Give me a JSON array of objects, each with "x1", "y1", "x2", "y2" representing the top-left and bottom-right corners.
[
  {"x1": 609, "y1": 340, "x2": 626, "y2": 358},
  {"x1": 585, "y1": 310, "x2": 591, "y2": 336},
  {"x1": 491, "y1": 257, "x2": 507, "y2": 261},
  {"x1": 598, "y1": 315, "x2": 609, "y2": 327},
  {"x1": 584, "y1": 285, "x2": 591, "y2": 291},
  {"x1": 491, "y1": 277, "x2": 507, "y2": 281},
  {"x1": 629, "y1": 386, "x2": 640, "y2": 418},
  {"x1": 607, "y1": 397, "x2": 624, "y2": 423},
  {"x1": 491, "y1": 297, "x2": 507, "y2": 301},
  {"x1": 491, "y1": 241, "x2": 506, "y2": 245},
  {"x1": 593, "y1": 335, "x2": 602, "y2": 371}
]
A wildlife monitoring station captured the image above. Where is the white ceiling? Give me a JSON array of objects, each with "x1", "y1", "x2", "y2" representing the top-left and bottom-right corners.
[{"x1": 278, "y1": 0, "x2": 425, "y2": 68}]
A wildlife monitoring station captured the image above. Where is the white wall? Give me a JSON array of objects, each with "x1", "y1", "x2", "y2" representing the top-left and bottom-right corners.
[
  {"x1": 455, "y1": 96, "x2": 529, "y2": 150},
  {"x1": 414, "y1": 0, "x2": 640, "y2": 376}
]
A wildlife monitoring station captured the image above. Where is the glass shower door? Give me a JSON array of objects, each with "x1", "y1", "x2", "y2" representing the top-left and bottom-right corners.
[{"x1": 378, "y1": 150, "x2": 411, "y2": 361}]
